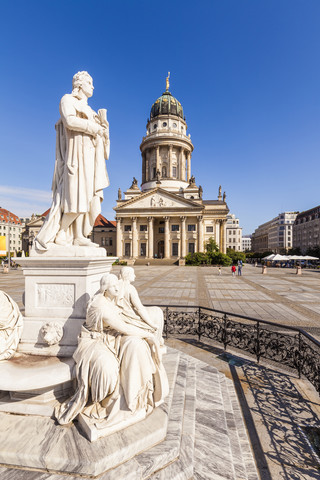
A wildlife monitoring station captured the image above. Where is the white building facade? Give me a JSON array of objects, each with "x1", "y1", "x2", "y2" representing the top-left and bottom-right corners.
[
  {"x1": 114, "y1": 78, "x2": 229, "y2": 261},
  {"x1": 0, "y1": 208, "x2": 23, "y2": 253},
  {"x1": 242, "y1": 235, "x2": 252, "y2": 252},
  {"x1": 226, "y1": 214, "x2": 242, "y2": 251},
  {"x1": 293, "y1": 205, "x2": 320, "y2": 253},
  {"x1": 251, "y1": 212, "x2": 298, "y2": 253}
]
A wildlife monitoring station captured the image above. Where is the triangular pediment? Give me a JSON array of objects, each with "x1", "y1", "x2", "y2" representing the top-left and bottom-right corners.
[{"x1": 115, "y1": 188, "x2": 202, "y2": 211}]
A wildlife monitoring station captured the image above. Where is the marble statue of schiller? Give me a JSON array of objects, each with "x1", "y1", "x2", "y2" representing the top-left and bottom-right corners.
[{"x1": 35, "y1": 71, "x2": 110, "y2": 250}]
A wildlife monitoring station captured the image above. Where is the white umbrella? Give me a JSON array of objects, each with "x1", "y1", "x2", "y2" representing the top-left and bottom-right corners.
[
  {"x1": 271, "y1": 254, "x2": 290, "y2": 261},
  {"x1": 262, "y1": 254, "x2": 275, "y2": 260},
  {"x1": 303, "y1": 255, "x2": 319, "y2": 260}
]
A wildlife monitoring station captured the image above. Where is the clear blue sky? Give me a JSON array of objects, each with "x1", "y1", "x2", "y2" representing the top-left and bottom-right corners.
[{"x1": 0, "y1": 0, "x2": 319, "y2": 234}]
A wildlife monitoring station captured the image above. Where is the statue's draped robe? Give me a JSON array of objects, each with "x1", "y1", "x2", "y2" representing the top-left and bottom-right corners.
[
  {"x1": 56, "y1": 294, "x2": 168, "y2": 426},
  {"x1": 0, "y1": 291, "x2": 23, "y2": 361},
  {"x1": 35, "y1": 94, "x2": 109, "y2": 250}
]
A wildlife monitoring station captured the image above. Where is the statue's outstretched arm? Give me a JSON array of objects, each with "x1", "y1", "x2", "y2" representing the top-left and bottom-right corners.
[{"x1": 103, "y1": 306, "x2": 154, "y2": 339}]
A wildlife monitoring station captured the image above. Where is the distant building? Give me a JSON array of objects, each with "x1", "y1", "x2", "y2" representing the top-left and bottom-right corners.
[
  {"x1": 293, "y1": 205, "x2": 320, "y2": 253},
  {"x1": 22, "y1": 211, "x2": 115, "y2": 255},
  {"x1": 251, "y1": 212, "x2": 298, "y2": 253},
  {"x1": 226, "y1": 214, "x2": 242, "y2": 251},
  {"x1": 114, "y1": 78, "x2": 229, "y2": 261},
  {"x1": 242, "y1": 235, "x2": 252, "y2": 252},
  {"x1": 90, "y1": 216, "x2": 116, "y2": 256},
  {"x1": 0, "y1": 207, "x2": 23, "y2": 253}
]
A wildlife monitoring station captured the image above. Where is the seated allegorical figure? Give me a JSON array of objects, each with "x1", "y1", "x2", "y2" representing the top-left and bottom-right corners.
[
  {"x1": 117, "y1": 266, "x2": 164, "y2": 345},
  {"x1": 55, "y1": 273, "x2": 168, "y2": 429},
  {"x1": 0, "y1": 291, "x2": 23, "y2": 361}
]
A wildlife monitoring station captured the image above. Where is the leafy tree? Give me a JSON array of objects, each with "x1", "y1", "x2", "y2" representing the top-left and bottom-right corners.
[
  {"x1": 205, "y1": 237, "x2": 219, "y2": 254},
  {"x1": 209, "y1": 251, "x2": 232, "y2": 266},
  {"x1": 226, "y1": 248, "x2": 246, "y2": 264},
  {"x1": 185, "y1": 252, "x2": 209, "y2": 265},
  {"x1": 306, "y1": 246, "x2": 320, "y2": 258}
]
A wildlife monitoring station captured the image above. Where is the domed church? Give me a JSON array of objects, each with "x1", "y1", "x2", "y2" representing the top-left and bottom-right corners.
[{"x1": 114, "y1": 74, "x2": 229, "y2": 262}]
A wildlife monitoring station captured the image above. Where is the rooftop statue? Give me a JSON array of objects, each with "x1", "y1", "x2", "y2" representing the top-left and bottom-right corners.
[
  {"x1": 34, "y1": 71, "x2": 110, "y2": 251},
  {"x1": 166, "y1": 71, "x2": 170, "y2": 91}
]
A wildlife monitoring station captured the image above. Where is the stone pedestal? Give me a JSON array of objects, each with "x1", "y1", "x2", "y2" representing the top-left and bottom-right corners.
[
  {"x1": 262, "y1": 265, "x2": 267, "y2": 274},
  {"x1": 15, "y1": 255, "x2": 117, "y2": 357}
]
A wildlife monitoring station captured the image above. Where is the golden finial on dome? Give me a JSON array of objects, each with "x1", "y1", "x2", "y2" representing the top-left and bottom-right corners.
[{"x1": 166, "y1": 71, "x2": 170, "y2": 91}]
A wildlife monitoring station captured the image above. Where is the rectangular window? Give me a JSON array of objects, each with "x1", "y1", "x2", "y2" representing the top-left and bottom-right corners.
[
  {"x1": 140, "y1": 243, "x2": 146, "y2": 256},
  {"x1": 140, "y1": 225, "x2": 147, "y2": 231},
  {"x1": 172, "y1": 243, "x2": 178, "y2": 256},
  {"x1": 188, "y1": 243, "x2": 195, "y2": 254},
  {"x1": 206, "y1": 226, "x2": 213, "y2": 233},
  {"x1": 172, "y1": 166, "x2": 177, "y2": 178},
  {"x1": 171, "y1": 225, "x2": 179, "y2": 232},
  {"x1": 124, "y1": 225, "x2": 131, "y2": 232},
  {"x1": 125, "y1": 243, "x2": 131, "y2": 256},
  {"x1": 188, "y1": 224, "x2": 196, "y2": 232},
  {"x1": 159, "y1": 227, "x2": 164, "y2": 234}
]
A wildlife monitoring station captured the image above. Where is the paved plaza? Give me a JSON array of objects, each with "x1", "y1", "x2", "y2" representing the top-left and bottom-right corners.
[
  {"x1": 1, "y1": 264, "x2": 320, "y2": 479},
  {"x1": 3, "y1": 265, "x2": 320, "y2": 335}
]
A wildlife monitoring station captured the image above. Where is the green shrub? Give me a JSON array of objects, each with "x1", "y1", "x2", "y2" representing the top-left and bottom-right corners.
[{"x1": 185, "y1": 252, "x2": 209, "y2": 265}]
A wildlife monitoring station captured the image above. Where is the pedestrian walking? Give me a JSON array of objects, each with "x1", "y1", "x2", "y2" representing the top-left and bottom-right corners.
[
  {"x1": 218, "y1": 266, "x2": 221, "y2": 275},
  {"x1": 237, "y1": 265, "x2": 242, "y2": 276},
  {"x1": 231, "y1": 265, "x2": 236, "y2": 276}
]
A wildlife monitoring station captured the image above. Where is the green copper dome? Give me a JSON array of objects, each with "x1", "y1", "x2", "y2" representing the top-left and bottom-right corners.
[{"x1": 150, "y1": 91, "x2": 184, "y2": 119}]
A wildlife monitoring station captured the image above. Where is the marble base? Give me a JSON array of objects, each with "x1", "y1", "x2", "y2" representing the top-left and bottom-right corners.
[
  {"x1": 0, "y1": 353, "x2": 75, "y2": 416},
  {"x1": 78, "y1": 407, "x2": 147, "y2": 442},
  {"x1": 0, "y1": 348, "x2": 259, "y2": 479},
  {"x1": 30, "y1": 244, "x2": 107, "y2": 257},
  {"x1": 15, "y1": 256, "x2": 117, "y2": 356}
]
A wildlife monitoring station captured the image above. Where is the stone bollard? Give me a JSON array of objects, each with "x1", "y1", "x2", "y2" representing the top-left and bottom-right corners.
[
  {"x1": 262, "y1": 265, "x2": 267, "y2": 275},
  {"x1": 3, "y1": 265, "x2": 9, "y2": 274},
  {"x1": 296, "y1": 266, "x2": 302, "y2": 275}
]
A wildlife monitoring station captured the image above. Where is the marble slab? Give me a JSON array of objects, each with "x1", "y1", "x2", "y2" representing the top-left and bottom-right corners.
[
  {"x1": 16, "y1": 256, "x2": 116, "y2": 357},
  {"x1": 0, "y1": 348, "x2": 259, "y2": 480}
]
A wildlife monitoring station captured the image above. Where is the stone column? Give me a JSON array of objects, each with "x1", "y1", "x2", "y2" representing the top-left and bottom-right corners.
[
  {"x1": 156, "y1": 146, "x2": 160, "y2": 175},
  {"x1": 181, "y1": 150, "x2": 186, "y2": 181},
  {"x1": 221, "y1": 220, "x2": 226, "y2": 254},
  {"x1": 168, "y1": 144, "x2": 173, "y2": 178},
  {"x1": 197, "y1": 215, "x2": 204, "y2": 252},
  {"x1": 132, "y1": 217, "x2": 138, "y2": 258},
  {"x1": 147, "y1": 216, "x2": 154, "y2": 258},
  {"x1": 142, "y1": 152, "x2": 146, "y2": 184},
  {"x1": 180, "y1": 216, "x2": 186, "y2": 257},
  {"x1": 187, "y1": 152, "x2": 191, "y2": 182},
  {"x1": 116, "y1": 217, "x2": 122, "y2": 257},
  {"x1": 145, "y1": 150, "x2": 149, "y2": 182},
  {"x1": 164, "y1": 216, "x2": 170, "y2": 259},
  {"x1": 215, "y1": 221, "x2": 220, "y2": 249}
]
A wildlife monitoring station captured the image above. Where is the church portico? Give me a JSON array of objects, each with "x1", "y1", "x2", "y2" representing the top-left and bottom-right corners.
[{"x1": 114, "y1": 75, "x2": 229, "y2": 261}]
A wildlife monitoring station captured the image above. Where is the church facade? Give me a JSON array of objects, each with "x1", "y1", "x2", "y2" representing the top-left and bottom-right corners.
[{"x1": 114, "y1": 77, "x2": 229, "y2": 261}]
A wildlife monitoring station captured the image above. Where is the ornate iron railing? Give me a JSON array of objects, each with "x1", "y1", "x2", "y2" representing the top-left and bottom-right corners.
[{"x1": 150, "y1": 305, "x2": 320, "y2": 394}]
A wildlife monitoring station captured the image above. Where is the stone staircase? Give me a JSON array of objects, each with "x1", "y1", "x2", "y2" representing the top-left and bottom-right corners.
[
  {"x1": 0, "y1": 349, "x2": 259, "y2": 479},
  {"x1": 133, "y1": 258, "x2": 179, "y2": 266}
]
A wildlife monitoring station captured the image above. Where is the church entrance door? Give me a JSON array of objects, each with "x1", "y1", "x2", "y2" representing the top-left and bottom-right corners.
[{"x1": 157, "y1": 241, "x2": 164, "y2": 259}]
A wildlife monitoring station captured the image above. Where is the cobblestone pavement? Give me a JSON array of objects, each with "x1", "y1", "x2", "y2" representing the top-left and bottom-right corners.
[
  {"x1": 1, "y1": 264, "x2": 320, "y2": 480},
  {"x1": 2, "y1": 264, "x2": 320, "y2": 334}
]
